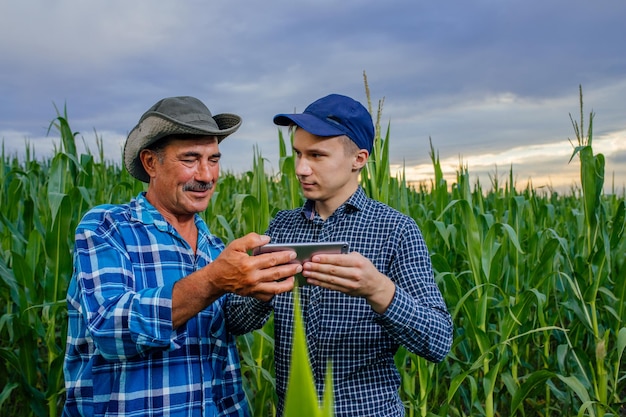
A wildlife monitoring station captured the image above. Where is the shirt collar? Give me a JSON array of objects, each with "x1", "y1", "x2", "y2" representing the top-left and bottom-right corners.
[
  {"x1": 131, "y1": 192, "x2": 209, "y2": 236},
  {"x1": 129, "y1": 192, "x2": 168, "y2": 231},
  {"x1": 301, "y1": 186, "x2": 367, "y2": 220}
]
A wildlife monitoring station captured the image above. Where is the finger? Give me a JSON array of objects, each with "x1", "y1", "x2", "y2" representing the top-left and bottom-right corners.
[
  {"x1": 252, "y1": 277, "x2": 295, "y2": 302},
  {"x1": 303, "y1": 261, "x2": 346, "y2": 278},
  {"x1": 268, "y1": 276, "x2": 296, "y2": 293},
  {"x1": 308, "y1": 272, "x2": 360, "y2": 294},
  {"x1": 228, "y1": 232, "x2": 270, "y2": 253},
  {"x1": 306, "y1": 275, "x2": 345, "y2": 291},
  {"x1": 255, "y1": 250, "x2": 299, "y2": 268},
  {"x1": 260, "y1": 263, "x2": 302, "y2": 282},
  {"x1": 310, "y1": 252, "x2": 353, "y2": 266}
]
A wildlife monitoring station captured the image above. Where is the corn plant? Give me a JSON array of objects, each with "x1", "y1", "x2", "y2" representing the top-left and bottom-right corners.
[
  {"x1": 1, "y1": 85, "x2": 625, "y2": 417},
  {"x1": 283, "y1": 289, "x2": 333, "y2": 417},
  {"x1": 0, "y1": 110, "x2": 126, "y2": 416}
]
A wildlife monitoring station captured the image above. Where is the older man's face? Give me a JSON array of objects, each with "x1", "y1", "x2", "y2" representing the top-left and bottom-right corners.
[{"x1": 143, "y1": 135, "x2": 220, "y2": 223}]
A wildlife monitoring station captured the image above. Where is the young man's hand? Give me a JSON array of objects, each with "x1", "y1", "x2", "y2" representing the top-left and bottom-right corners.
[{"x1": 301, "y1": 252, "x2": 396, "y2": 314}]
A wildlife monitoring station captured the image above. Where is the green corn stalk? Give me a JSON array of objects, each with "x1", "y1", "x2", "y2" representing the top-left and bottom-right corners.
[
  {"x1": 277, "y1": 128, "x2": 303, "y2": 210},
  {"x1": 562, "y1": 85, "x2": 622, "y2": 416},
  {"x1": 238, "y1": 322, "x2": 277, "y2": 416},
  {"x1": 2, "y1": 83, "x2": 626, "y2": 417},
  {"x1": 283, "y1": 289, "x2": 334, "y2": 417}
]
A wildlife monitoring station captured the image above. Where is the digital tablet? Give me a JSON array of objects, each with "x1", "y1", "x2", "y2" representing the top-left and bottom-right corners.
[
  {"x1": 253, "y1": 241, "x2": 349, "y2": 263},
  {"x1": 253, "y1": 241, "x2": 349, "y2": 286}
]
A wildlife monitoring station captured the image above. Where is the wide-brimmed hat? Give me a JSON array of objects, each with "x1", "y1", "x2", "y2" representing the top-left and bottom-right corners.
[
  {"x1": 124, "y1": 96, "x2": 242, "y2": 182},
  {"x1": 273, "y1": 94, "x2": 374, "y2": 153}
]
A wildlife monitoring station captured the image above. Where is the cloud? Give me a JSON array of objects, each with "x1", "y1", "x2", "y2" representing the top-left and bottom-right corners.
[
  {"x1": 394, "y1": 129, "x2": 626, "y2": 193},
  {"x1": 0, "y1": 2, "x2": 180, "y2": 69},
  {"x1": 1, "y1": 0, "x2": 625, "y2": 194}
]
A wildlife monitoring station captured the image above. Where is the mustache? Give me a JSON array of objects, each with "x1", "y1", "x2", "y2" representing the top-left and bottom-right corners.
[{"x1": 182, "y1": 181, "x2": 214, "y2": 192}]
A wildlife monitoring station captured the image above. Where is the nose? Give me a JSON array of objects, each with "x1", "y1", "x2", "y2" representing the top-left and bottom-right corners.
[
  {"x1": 295, "y1": 157, "x2": 312, "y2": 177},
  {"x1": 196, "y1": 160, "x2": 216, "y2": 183}
]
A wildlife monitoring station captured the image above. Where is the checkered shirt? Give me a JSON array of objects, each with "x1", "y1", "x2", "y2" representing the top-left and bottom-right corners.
[
  {"x1": 64, "y1": 192, "x2": 248, "y2": 417},
  {"x1": 227, "y1": 187, "x2": 452, "y2": 417}
]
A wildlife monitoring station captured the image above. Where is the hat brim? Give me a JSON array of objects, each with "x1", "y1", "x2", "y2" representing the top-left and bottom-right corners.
[
  {"x1": 273, "y1": 113, "x2": 347, "y2": 138},
  {"x1": 124, "y1": 112, "x2": 241, "y2": 183}
]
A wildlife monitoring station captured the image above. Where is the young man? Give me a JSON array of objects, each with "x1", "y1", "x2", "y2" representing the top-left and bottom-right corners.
[
  {"x1": 63, "y1": 96, "x2": 301, "y2": 417},
  {"x1": 228, "y1": 94, "x2": 453, "y2": 416}
]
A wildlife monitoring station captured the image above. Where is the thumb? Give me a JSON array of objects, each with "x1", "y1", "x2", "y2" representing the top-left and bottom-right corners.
[{"x1": 228, "y1": 232, "x2": 271, "y2": 253}]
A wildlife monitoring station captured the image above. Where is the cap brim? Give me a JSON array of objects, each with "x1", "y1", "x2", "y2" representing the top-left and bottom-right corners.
[{"x1": 273, "y1": 113, "x2": 346, "y2": 138}]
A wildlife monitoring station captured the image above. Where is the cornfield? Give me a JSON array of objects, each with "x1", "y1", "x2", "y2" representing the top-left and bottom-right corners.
[{"x1": 1, "y1": 86, "x2": 625, "y2": 417}]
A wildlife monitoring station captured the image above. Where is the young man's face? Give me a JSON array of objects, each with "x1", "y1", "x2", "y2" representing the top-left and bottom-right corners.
[
  {"x1": 293, "y1": 128, "x2": 366, "y2": 212},
  {"x1": 141, "y1": 135, "x2": 221, "y2": 221}
]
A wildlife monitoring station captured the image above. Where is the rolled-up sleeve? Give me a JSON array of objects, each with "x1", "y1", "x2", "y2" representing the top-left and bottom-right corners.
[{"x1": 71, "y1": 220, "x2": 178, "y2": 361}]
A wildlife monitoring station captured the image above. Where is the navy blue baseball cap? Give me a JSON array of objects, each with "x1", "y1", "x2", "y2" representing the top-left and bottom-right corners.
[{"x1": 273, "y1": 94, "x2": 375, "y2": 153}]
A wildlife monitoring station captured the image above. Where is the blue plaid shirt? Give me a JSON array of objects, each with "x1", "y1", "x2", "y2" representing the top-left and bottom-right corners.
[
  {"x1": 64, "y1": 193, "x2": 248, "y2": 417},
  {"x1": 227, "y1": 187, "x2": 453, "y2": 417}
]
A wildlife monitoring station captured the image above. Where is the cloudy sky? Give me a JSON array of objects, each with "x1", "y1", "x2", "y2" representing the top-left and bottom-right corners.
[{"x1": 2, "y1": 0, "x2": 625, "y2": 194}]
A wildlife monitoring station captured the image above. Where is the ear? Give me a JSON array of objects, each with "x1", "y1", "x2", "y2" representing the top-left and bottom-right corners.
[
  {"x1": 352, "y1": 149, "x2": 369, "y2": 171},
  {"x1": 139, "y1": 149, "x2": 159, "y2": 179}
]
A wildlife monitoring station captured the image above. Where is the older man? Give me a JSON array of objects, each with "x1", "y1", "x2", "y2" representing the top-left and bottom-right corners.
[{"x1": 63, "y1": 96, "x2": 300, "y2": 417}]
